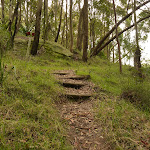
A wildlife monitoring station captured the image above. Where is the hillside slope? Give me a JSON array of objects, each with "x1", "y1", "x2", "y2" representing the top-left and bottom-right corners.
[{"x1": 0, "y1": 36, "x2": 150, "y2": 149}]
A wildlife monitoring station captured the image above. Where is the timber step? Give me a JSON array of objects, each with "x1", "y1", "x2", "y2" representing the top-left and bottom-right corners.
[
  {"x1": 65, "y1": 93, "x2": 92, "y2": 99},
  {"x1": 53, "y1": 72, "x2": 70, "y2": 75},
  {"x1": 59, "y1": 81, "x2": 85, "y2": 88},
  {"x1": 60, "y1": 75, "x2": 90, "y2": 80}
]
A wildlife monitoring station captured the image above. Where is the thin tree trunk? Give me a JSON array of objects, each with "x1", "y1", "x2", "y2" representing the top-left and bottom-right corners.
[
  {"x1": 91, "y1": 0, "x2": 150, "y2": 57},
  {"x1": 26, "y1": 0, "x2": 29, "y2": 30},
  {"x1": 31, "y1": 0, "x2": 42, "y2": 55},
  {"x1": 82, "y1": 0, "x2": 88, "y2": 62},
  {"x1": 133, "y1": 0, "x2": 142, "y2": 76},
  {"x1": 76, "y1": 8, "x2": 83, "y2": 51},
  {"x1": 55, "y1": 0, "x2": 64, "y2": 42},
  {"x1": 8, "y1": 0, "x2": 12, "y2": 34},
  {"x1": 54, "y1": 0, "x2": 58, "y2": 36},
  {"x1": 66, "y1": 0, "x2": 68, "y2": 48},
  {"x1": 1, "y1": 0, "x2": 5, "y2": 23},
  {"x1": 16, "y1": 2, "x2": 22, "y2": 33},
  {"x1": 113, "y1": 0, "x2": 122, "y2": 73},
  {"x1": 61, "y1": 14, "x2": 66, "y2": 45},
  {"x1": 92, "y1": 14, "x2": 150, "y2": 56},
  {"x1": 92, "y1": 12, "x2": 95, "y2": 50},
  {"x1": 44, "y1": 0, "x2": 48, "y2": 43},
  {"x1": 11, "y1": 8, "x2": 19, "y2": 47},
  {"x1": 70, "y1": 0, "x2": 73, "y2": 52}
]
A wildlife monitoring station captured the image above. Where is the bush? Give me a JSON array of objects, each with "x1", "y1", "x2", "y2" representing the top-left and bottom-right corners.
[
  {"x1": 121, "y1": 78, "x2": 150, "y2": 112},
  {"x1": 0, "y1": 25, "x2": 11, "y2": 86},
  {"x1": 0, "y1": 25, "x2": 11, "y2": 56}
]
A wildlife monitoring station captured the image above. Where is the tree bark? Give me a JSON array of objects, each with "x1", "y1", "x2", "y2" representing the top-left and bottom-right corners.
[
  {"x1": 76, "y1": 8, "x2": 83, "y2": 51},
  {"x1": 61, "y1": 14, "x2": 66, "y2": 45},
  {"x1": 1, "y1": 0, "x2": 5, "y2": 23},
  {"x1": 91, "y1": 0, "x2": 150, "y2": 57},
  {"x1": 66, "y1": 0, "x2": 68, "y2": 48},
  {"x1": 16, "y1": 2, "x2": 22, "y2": 33},
  {"x1": 113, "y1": 0, "x2": 122, "y2": 73},
  {"x1": 26, "y1": 0, "x2": 29, "y2": 30},
  {"x1": 70, "y1": 0, "x2": 73, "y2": 52},
  {"x1": 44, "y1": 0, "x2": 48, "y2": 43},
  {"x1": 82, "y1": 0, "x2": 88, "y2": 62},
  {"x1": 11, "y1": 8, "x2": 19, "y2": 47},
  {"x1": 31, "y1": 0, "x2": 42, "y2": 55},
  {"x1": 55, "y1": 0, "x2": 64, "y2": 42},
  {"x1": 54, "y1": 0, "x2": 58, "y2": 36},
  {"x1": 133, "y1": 0, "x2": 142, "y2": 76}
]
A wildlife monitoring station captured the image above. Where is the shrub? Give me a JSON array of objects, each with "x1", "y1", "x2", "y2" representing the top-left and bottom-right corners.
[{"x1": 121, "y1": 77, "x2": 150, "y2": 112}]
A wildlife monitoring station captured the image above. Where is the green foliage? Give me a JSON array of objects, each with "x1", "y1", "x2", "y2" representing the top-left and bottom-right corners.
[
  {"x1": 0, "y1": 37, "x2": 72, "y2": 149},
  {"x1": 0, "y1": 25, "x2": 11, "y2": 86},
  {"x1": 0, "y1": 25, "x2": 11, "y2": 55},
  {"x1": 122, "y1": 77, "x2": 150, "y2": 112}
]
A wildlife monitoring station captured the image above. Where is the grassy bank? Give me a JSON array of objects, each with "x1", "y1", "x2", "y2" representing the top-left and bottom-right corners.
[
  {"x1": 0, "y1": 36, "x2": 150, "y2": 149},
  {"x1": 0, "y1": 37, "x2": 72, "y2": 149}
]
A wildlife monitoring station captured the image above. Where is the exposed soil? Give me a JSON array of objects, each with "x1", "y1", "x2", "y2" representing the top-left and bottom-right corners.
[{"x1": 53, "y1": 70, "x2": 110, "y2": 150}]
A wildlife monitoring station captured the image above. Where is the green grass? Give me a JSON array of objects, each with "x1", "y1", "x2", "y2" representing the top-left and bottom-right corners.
[
  {"x1": 0, "y1": 37, "x2": 72, "y2": 149},
  {"x1": 0, "y1": 35, "x2": 150, "y2": 149}
]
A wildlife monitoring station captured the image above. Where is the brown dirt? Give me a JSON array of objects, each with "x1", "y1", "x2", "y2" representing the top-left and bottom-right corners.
[{"x1": 53, "y1": 70, "x2": 110, "y2": 150}]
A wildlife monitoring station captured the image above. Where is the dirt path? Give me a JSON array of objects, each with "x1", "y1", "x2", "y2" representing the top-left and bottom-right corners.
[{"x1": 54, "y1": 70, "x2": 110, "y2": 150}]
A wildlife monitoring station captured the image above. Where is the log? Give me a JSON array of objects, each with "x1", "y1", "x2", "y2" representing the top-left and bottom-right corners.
[
  {"x1": 53, "y1": 72, "x2": 70, "y2": 75},
  {"x1": 65, "y1": 93, "x2": 92, "y2": 99},
  {"x1": 59, "y1": 81, "x2": 85, "y2": 88},
  {"x1": 59, "y1": 75, "x2": 91, "y2": 80}
]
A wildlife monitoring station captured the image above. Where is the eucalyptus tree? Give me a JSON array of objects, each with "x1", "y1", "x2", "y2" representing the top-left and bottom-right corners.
[
  {"x1": 43, "y1": 0, "x2": 48, "y2": 43},
  {"x1": 133, "y1": 0, "x2": 141, "y2": 76},
  {"x1": 66, "y1": 0, "x2": 68, "y2": 48},
  {"x1": 82, "y1": 0, "x2": 88, "y2": 62},
  {"x1": 1, "y1": 0, "x2": 5, "y2": 23},
  {"x1": 91, "y1": 0, "x2": 150, "y2": 57},
  {"x1": 76, "y1": 7, "x2": 84, "y2": 51},
  {"x1": 113, "y1": 0, "x2": 122, "y2": 73},
  {"x1": 70, "y1": 0, "x2": 73, "y2": 52},
  {"x1": 31, "y1": 0, "x2": 42, "y2": 55},
  {"x1": 55, "y1": 0, "x2": 64, "y2": 42}
]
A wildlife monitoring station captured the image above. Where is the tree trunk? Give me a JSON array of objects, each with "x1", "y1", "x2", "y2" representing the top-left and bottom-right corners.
[
  {"x1": 133, "y1": 0, "x2": 142, "y2": 76},
  {"x1": 54, "y1": 0, "x2": 58, "y2": 36},
  {"x1": 82, "y1": 0, "x2": 88, "y2": 62},
  {"x1": 76, "y1": 8, "x2": 83, "y2": 51},
  {"x1": 9, "y1": 0, "x2": 20, "y2": 47},
  {"x1": 93, "y1": 14, "x2": 150, "y2": 56},
  {"x1": 61, "y1": 14, "x2": 66, "y2": 46},
  {"x1": 25, "y1": 0, "x2": 29, "y2": 30},
  {"x1": 70, "y1": 0, "x2": 73, "y2": 52},
  {"x1": 1, "y1": 0, "x2": 5, "y2": 23},
  {"x1": 91, "y1": 0, "x2": 150, "y2": 57},
  {"x1": 11, "y1": 8, "x2": 19, "y2": 47},
  {"x1": 31, "y1": 0, "x2": 42, "y2": 55},
  {"x1": 16, "y1": 2, "x2": 22, "y2": 33},
  {"x1": 66, "y1": 0, "x2": 68, "y2": 48},
  {"x1": 44, "y1": 0, "x2": 48, "y2": 43},
  {"x1": 55, "y1": 0, "x2": 64, "y2": 42},
  {"x1": 113, "y1": 0, "x2": 122, "y2": 73},
  {"x1": 8, "y1": 0, "x2": 12, "y2": 34}
]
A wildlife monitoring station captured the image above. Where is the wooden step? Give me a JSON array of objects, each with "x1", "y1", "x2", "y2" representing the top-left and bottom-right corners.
[
  {"x1": 65, "y1": 93, "x2": 92, "y2": 99},
  {"x1": 63, "y1": 75, "x2": 90, "y2": 80},
  {"x1": 53, "y1": 72, "x2": 70, "y2": 75},
  {"x1": 59, "y1": 81, "x2": 85, "y2": 88}
]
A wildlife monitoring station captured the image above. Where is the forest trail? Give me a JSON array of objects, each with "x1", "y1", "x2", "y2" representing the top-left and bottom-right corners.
[{"x1": 53, "y1": 70, "x2": 110, "y2": 150}]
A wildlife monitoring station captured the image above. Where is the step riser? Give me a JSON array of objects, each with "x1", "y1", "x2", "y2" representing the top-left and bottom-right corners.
[{"x1": 62, "y1": 83, "x2": 84, "y2": 89}]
